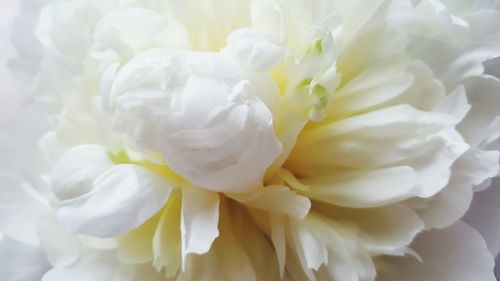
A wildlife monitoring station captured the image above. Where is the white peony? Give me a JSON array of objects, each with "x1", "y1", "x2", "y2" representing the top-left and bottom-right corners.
[{"x1": 1, "y1": 0, "x2": 499, "y2": 281}]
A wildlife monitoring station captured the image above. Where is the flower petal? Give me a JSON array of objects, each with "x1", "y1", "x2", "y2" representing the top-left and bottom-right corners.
[
  {"x1": 226, "y1": 28, "x2": 286, "y2": 72},
  {"x1": 289, "y1": 214, "x2": 377, "y2": 281},
  {"x1": 315, "y1": 203, "x2": 424, "y2": 255},
  {"x1": 117, "y1": 213, "x2": 160, "y2": 264},
  {"x1": 415, "y1": 177, "x2": 474, "y2": 230},
  {"x1": 0, "y1": 236, "x2": 50, "y2": 281},
  {"x1": 416, "y1": 146, "x2": 499, "y2": 229},
  {"x1": 0, "y1": 174, "x2": 51, "y2": 244},
  {"x1": 37, "y1": 214, "x2": 81, "y2": 267},
  {"x1": 152, "y1": 190, "x2": 182, "y2": 277},
  {"x1": 464, "y1": 178, "x2": 500, "y2": 256},
  {"x1": 51, "y1": 145, "x2": 114, "y2": 200},
  {"x1": 330, "y1": 59, "x2": 414, "y2": 116},
  {"x1": 289, "y1": 220, "x2": 328, "y2": 274},
  {"x1": 57, "y1": 165, "x2": 173, "y2": 237},
  {"x1": 302, "y1": 166, "x2": 418, "y2": 208},
  {"x1": 228, "y1": 185, "x2": 311, "y2": 218},
  {"x1": 181, "y1": 186, "x2": 220, "y2": 269},
  {"x1": 378, "y1": 221, "x2": 496, "y2": 281},
  {"x1": 291, "y1": 105, "x2": 458, "y2": 169},
  {"x1": 459, "y1": 76, "x2": 500, "y2": 145},
  {"x1": 270, "y1": 214, "x2": 286, "y2": 278},
  {"x1": 42, "y1": 250, "x2": 163, "y2": 281}
]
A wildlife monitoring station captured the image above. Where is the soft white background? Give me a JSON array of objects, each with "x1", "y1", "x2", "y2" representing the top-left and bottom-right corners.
[
  {"x1": 0, "y1": 0, "x2": 498, "y2": 278},
  {"x1": 0, "y1": 0, "x2": 24, "y2": 121}
]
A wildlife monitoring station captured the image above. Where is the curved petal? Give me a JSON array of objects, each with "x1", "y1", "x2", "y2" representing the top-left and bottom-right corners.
[
  {"x1": 57, "y1": 165, "x2": 173, "y2": 237},
  {"x1": 463, "y1": 178, "x2": 500, "y2": 256},
  {"x1": 177, "y1": 199, "x2": 265, "y2": 281},
  {"x1": 416, "y1": 147, "x2": 499, "y2": 229},
  {"x1": 378, "y1": 221, "x2": 496, "y2": 281},
  {"x1": 152, "y1": 191, "x2": 182, "y2": 277},
  {"x1": 181, "y1": 186, "x2": 220, "y2": 270},
  {"x1": 226, "y1": 28, "x2": 286, "y2": 72},
  {"x1": 459, "y1": 76, "x2": 500, "y2": 145},
  {"x1": 0, "y1": 236, "x2": 50, "y2": 281},
  {"x1": 37, "y1": 214, "x2": 81, "y2": 267},
  {"x1": 0, "y1": 174, "x2": 51, "y2": 244},
  {"x1": 289, "y1": 214, "x2": 376, "y2": 281},
  {"x1": 228, "y1": 185, "x2": 311, "y2": 219},
  {"x1": 330, "y1": 58, "x2": 414, "y2": 116},
  {"x1": 315, "y1": 203, "x2": 424, "y2": 255},
  {"x1": 302, "y1": 166, "x2": 418, "y2": 208},
  {"x1": 42, "y1": 250, "x2": 164, "y2": 281},
  {"x1": 51, "y1": 145, "x2": 114, "y2": 200},
  {"x1": 415, "y1": 177, "x2": 474, "y2": 230},
  {"x1": 290, "y1": 105, "x2": 461, "y2": 170}
]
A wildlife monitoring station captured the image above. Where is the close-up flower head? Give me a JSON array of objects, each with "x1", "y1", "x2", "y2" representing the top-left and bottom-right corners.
[{"x1": 1, "y1": 0, "x2": 500, "y2": 280}]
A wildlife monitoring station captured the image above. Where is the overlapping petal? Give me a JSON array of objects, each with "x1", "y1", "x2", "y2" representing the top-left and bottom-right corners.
[
  {"x1": 57, "y1": 164, "x2": 174, "y2": 237},
  {"x1": 0, "y1": 236, "x2": 50, "y2": 281},
  {"x1": 378, "y1": 222, "x2": 496, "y2": 281}
]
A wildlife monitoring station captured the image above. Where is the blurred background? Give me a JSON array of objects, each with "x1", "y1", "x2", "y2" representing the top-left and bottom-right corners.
[{"x1": 0, "y1": 1, "x2": 24, "y2": 121}]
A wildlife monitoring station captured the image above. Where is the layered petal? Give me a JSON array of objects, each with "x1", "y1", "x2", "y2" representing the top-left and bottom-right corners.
[
  {"x1": 378, "y1": 222, "x2": 496, "y2": 281},
  {"x1": 51, "y1": 145, "x2": 113, "y2": 200},
  {"x1": 0, "y1": 174, "x2": 51, "y2": 244},
  {"x1": 300, "y1": 167, "x2": 418, "y2": 208},
  {"x1": 152, "y1": 190, "x2": 182, "y2": 276},
  {"x1": 228, "y1": 185, "x2": 311, "y2": 219},
  {"x1": 57, "y1": 165, "x2": 174, "y2": 237},
  {"x1": 36, "y1": 214, "x2": 81, "y2": 267},
  {"x1": 0, "y1": 236, "x2": 50, "y2": 281},
  {"x1": 180, "y1": 186, "x2": 220, "y2": 269},
  {"x1": 42, "y1": 250, "x2": 164, "y2": 281},
  {"x1": 315, "y1": 203, "x2": 424, "y2": 255},
  {"x1": 464, "y1": 179, "x2": 500, "y2": 256}
]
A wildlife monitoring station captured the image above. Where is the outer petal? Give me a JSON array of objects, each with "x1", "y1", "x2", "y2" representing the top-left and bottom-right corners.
[
  {"x1": 57, "y1": 165, "x2": 173, "y2": 237},
  {"x1": 0, "y1": 174, "x2": 51, "y2": 244},
  {"x1": 459, "y1": 76, "x2": 500, "y2": 145},
  {"x1": 401, "y1": 7, "x2": 500, "y2": 90},
  {"x1": 0, "y1": 236, "x2": 50, "y2": 281},
  {"x1": 37, "y1": 214, "x2": 81, "y2": 267},
  {"x1": 378, "y1": 221, "x2": 496, "y2": 281},
  {"x1": 415, "y1": 147, "x2": 499, "y2": 229},
  {"x1": 51, "y1": 145, "x2": 114, "y2": 200},
  {"x1": 463, "y1": 178, "x2": 500, "y2": 256},
  {"x1": 181, "y1": 186, "x2": 220, "y2": 269},
  {"x1": 415, "y1": 177, "x2": 473, "y2": 229}
]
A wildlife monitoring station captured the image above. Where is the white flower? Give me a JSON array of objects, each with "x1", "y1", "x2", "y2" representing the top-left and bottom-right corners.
[{"x1": 1, "y1": 0, "x2": 500, "y2": 281}]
